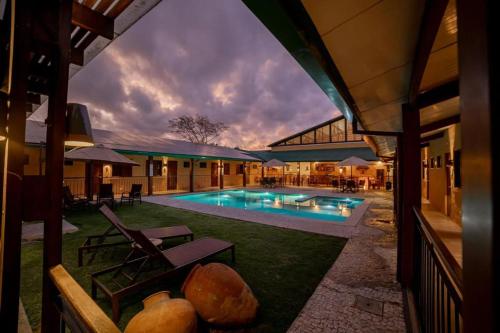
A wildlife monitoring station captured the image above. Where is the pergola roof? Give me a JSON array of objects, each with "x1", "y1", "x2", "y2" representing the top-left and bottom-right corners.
[
  {"x1": 26, "y1": 120, "x2": 259, "y2": 162},
  {"x1": 248, "y1": 147, "x2": 378, "y2": 163},
  {"x1": 243, "y1": 0, "x2": 459, "y2": 156}
]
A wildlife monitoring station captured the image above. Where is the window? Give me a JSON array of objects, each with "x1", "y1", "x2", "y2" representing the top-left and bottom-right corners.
[
  {"x1": 150, "y1": 160, "x2": 162, "y2": 176},
  {"x1": 112, "y1": 165, "x2": 132, "y2": 177},
  {"x1": 252, "y1": 164, "x2": 257, "y2": 169},
  {"x1": 285, "y1": 136, "x2": 301, "y2": 145},
  {"x1": 301, "y1": 130, "x2": 314, "y2": 144},
  {"x1": 183, "y1": 161, "x2": 190, "y2": 168},
  {"x1": 24, "y1": 154, "x2": 30, "y2": 165},
  {"x1": 199, "y1": 162, "x2": 207, "y2": 168},
  {"x1": 237, "y1": 164, "x2": 244, "y2": 174},
  {"x1": 430, "y1": 157, "x2": 435, "y2": 168},
  {"x1": 224, "y1": 163, "x2": 230, "y2": 175},
  {"x1": 436, "y1": 155, "x2": 442, "y2": 168},
  {"x1": 346, "y1": 121, "x2": 363, "y2": 141},
  {"x1": 331, "y1": 119, "x2": 345, "y2": 142},
  {"x1": 316, "y1": 125, "x2": 330, "y2": 143}
]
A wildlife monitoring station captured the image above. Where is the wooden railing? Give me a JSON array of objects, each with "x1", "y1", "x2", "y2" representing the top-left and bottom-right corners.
[
  {"x1": 49, "y1": 265, "x2": 121, "y2": 333},
  {"x1": 63, "y1": 177, "x2": 86, "y2": 197},
  {"x1": 412, "y1": 207, "x2": 463, "y2": 333}
]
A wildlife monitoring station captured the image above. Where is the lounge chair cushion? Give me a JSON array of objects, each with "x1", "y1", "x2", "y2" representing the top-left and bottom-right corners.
[
  {"x1": 163, "y1": 237, "x2": 233, "y2": 268},
  {"x1": 142, "y1": 225, "x2": 192, "y2": 240}
]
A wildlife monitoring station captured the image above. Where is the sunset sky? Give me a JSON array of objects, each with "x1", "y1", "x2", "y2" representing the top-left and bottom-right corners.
[{"x1": 32, "y1": 0, "x2": 340, "y2": 150}]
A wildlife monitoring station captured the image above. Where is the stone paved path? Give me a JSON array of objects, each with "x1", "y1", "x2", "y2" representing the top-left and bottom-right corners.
[{"x1": 287, "y1": 191, "x2": 406, "y2": 333}]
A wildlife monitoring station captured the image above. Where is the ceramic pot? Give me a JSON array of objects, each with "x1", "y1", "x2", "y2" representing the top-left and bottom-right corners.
[
  {"x1": 124, "y1": 291, "x2": 197, "y2": 333},
  {"x1": 181, "y1": 263, "x2": 259, "y2": 327}
]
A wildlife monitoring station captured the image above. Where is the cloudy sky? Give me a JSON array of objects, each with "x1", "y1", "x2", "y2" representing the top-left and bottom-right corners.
[{"x1": 34, "y1": 0, "x2": 340, "y2": 149}]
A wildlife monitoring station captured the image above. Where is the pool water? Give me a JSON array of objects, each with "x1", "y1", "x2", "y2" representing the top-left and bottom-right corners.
[{"x1": 173, "y1": 190, "x2": 364, "y2": 222}]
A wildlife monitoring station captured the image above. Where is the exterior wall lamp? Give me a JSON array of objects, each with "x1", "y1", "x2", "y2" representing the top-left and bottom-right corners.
[{"x1": 65, "y1": 103, "x2": 94, "y2": 147}]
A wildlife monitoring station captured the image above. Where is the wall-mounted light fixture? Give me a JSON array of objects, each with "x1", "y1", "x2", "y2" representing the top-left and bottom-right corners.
[{"x1": 65, "y1": 103, "x2": 94, "y2": 147}]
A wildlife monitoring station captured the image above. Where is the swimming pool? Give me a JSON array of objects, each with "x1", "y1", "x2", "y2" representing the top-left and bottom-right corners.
[{"x1": 173, "y1": 190, "x2": 364, "y2": 222}]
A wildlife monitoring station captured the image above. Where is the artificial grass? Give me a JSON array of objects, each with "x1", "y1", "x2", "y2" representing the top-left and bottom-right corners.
[{"x1": 20, "y1": 202, "x2": 346, "y2": 332}]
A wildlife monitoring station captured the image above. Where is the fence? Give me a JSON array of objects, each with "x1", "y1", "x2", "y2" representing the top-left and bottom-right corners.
[{"x1": 412, "y1": 207, "x2": 463, "y2": 333}]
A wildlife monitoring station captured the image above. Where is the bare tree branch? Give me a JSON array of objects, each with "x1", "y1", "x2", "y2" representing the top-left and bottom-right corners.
[{"x1": 168, "y1": 115, "x2": 228, "y2": 144}]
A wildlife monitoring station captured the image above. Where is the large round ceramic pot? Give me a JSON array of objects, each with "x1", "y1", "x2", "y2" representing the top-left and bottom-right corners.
[
  {"x1": 124, "y1": 291, "x2": 197, "y2": 333},
  {"x1": 181, "y1": 263, "x2": 259, "y2": 327}
]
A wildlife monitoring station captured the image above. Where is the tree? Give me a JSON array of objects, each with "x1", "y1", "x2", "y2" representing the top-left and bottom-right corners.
[{"x1": 168, "y1": 115, "x2": 228, "y2": 144}]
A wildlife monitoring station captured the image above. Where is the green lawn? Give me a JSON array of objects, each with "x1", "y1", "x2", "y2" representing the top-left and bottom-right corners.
[{"x1": 21, "y1": 202, "x2": 346, "y2": 332}]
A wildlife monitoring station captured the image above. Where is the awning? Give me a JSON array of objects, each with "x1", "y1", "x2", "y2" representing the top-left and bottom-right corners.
[
  {"x1": 64, "y1": 146, "x2": 139, "y2": 166},
  {"x1": 263, "y1": 159, "x2": 288, "y2": 167}
]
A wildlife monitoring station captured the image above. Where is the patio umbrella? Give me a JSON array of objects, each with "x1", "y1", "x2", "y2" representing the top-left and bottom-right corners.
[
  {"x1": 337, "y1": 156, "x2": 370, "y2": 179},
  {"x1": 64, "y1": 146, "x2": 139, "y2": 165},
  {"x1": 263, "y1": 159, "x2": 289, "y2": 185}
]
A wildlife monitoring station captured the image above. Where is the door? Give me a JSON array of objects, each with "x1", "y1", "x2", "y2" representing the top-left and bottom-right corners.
[
  {"x1": 376, "y1": 169, "x2": 385, "y2": 186},
  {"x1": 167, "y1": 161, "x2": 177, "y2": 190},
  {"x1": 211, "y1": 163, "x2": 218, "y2": 186},
  {"x1": 92, "y1": 162, "x2": 103, "y2": 196}
]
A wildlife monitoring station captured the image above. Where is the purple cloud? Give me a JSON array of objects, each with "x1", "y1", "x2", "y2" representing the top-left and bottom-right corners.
[{"x1": 34, "y1": 0, "x2": 340, "y2": 149}]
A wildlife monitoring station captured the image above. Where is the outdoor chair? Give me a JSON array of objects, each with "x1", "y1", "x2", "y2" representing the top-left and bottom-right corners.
[
  {"x1": 269, "y1": 177, "x2": 277, "y2": 188},
  {"x1": 332, "y1": 179, "x2": 340, "y2": 192},
  {"x1": 97, "y1": 183, "x2": 115, "y2": 208},
  {"x1": 91, "y1": 209, "x2": 235, "y2": 321},
  {"x1": 78, "y1": 205, "x2": 193, "y2": 266},
  {"x1": 346, "y1": 179, "x2": 357, "y2": 192},
  {"x1": 358, "y1": 179, "x2": 366, "y2": 191},
  {"x1": 63, "y1": 185, "x2": 89, "y2": 210},
  {"x1": 120, "y1": 183, "x2": 142, "y2": 206}
]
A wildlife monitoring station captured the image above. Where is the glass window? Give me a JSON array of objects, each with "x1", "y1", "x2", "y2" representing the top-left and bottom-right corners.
[
  {"x1": 224, "y1": 163, "x2": 230, "y2": 175},
  {"x1": 316, "y1": 125, "x2": 330, "y2": 143},
  {"x1": 346, "y1": 121, "x2": 363, "y2": 141},
  {"x1": 331, "y1": 119, "x2": 345, "y2": 142},
  {"x1": 301, "y1": 130, "x2": 315, "y2": 144},
  {"x1": 286, "y1": 136, "x2": 301, "y2": 145}
]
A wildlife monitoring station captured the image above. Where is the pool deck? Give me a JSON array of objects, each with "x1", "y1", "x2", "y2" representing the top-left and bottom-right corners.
[
  {"x1": 144, "y1": 188, "x2": 370, "y2": 238},
  {"x1": 145, "y1": 188, "x2": 405, "y2": 332}
]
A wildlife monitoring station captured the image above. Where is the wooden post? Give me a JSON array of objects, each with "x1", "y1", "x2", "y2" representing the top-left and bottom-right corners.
[
  {"x1": 261, "y1": 162, "x2": 264, "y2": 179},
  {"x1": 147, "y1": 156, "x2": 153, "y2": 195},
  {"x1": 297, "y1": 162, "x2": 301, "y2": 186},
  {"x1": 189, "y1": 158, "x2": 194, "y2": 192},
  {"x1": 219, "y1": 160, "x2": 224, "y2": 190},
  {"x1": 242, "y1": 162, "x2": 247, "y2": 187},
  {"x1": 0, "y1": 3, "x2": 32, "y2": 329},
  {"x1": 85, "y1": 162, "x2": 92, "y2": 200},
  {"x1": 457, "y1": 0, "x2": 498, "y2": 330},
  {"x1": 41, "y1": 1, "x2": 73, "y2": 332},
  {"x1": 397, "y1": 104, "x2": 420, "y2": 287}
]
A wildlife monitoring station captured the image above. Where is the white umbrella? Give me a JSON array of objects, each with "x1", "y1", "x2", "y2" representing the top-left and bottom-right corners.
[
  {"x1": 263, "y1": 159, "x2": 288, "y2": 186},
  {"x1": 337, "y1": 156, "x2": 370, "y2": 179},
  {"x1": 262, "y1": 159, "x2": 288, "y2": 167}
]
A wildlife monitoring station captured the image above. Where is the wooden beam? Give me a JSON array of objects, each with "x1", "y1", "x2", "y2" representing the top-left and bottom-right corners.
[
  {"x1": 26, "y1": 92, "x2": 41, "y2": 105},
  {"x1": 71, "y1": 2, "x2": 114, "y2": 40},
  {"x1": 397, "y1": 103, "x2": 421, "y2": 287},
  {"x1": 420, "y1": 131, "x2": 444, "y2": 142},
  {"x1": 420, "y1": 115, "x2": 460, "y2": 133},
  {"x1": 352, "y1": 118, "x2": 401, "y2": 137},
  {"x1": 408, "y1": 0, "x2": 449, "y2": 104},
  {"x1": 0, "y1": 2, "x2": 31, "y2": 331},
  {"x1": 457, "y1": 0, "x2": 498, "y2": 331},
  {"x1": 189, "y1": 158, "x2": 194, "y2": 192},
  {"x1": 41, "y1": 0, "x2": 72, "y2": 331},
  {"x1": 27, "y1": 79, "x2": 50, "y2": 95},
  {"x1": 147, "y1": 156, "x2": 153, "y2": 196},
  {"x1": 219, "y1": 160, "x2": 224, "y2": 190},
  {"x1": 417, "y1": 79, "x2": 459, "y2": 109}
]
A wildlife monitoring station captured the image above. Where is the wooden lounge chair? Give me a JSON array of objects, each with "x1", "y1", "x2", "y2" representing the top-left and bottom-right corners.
[
  {"x1": 78, "y1": 205, "x2": 193, "y2": 266},
  {"x1": 120, "y1": 183, "x2": 142, "y2": 206},
  {"x1": 91, "y1": 220, "x2": 234, "y2": 322},
  {"x1": 63, "y1": 185, "x2": 89, "y2": 210}
]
